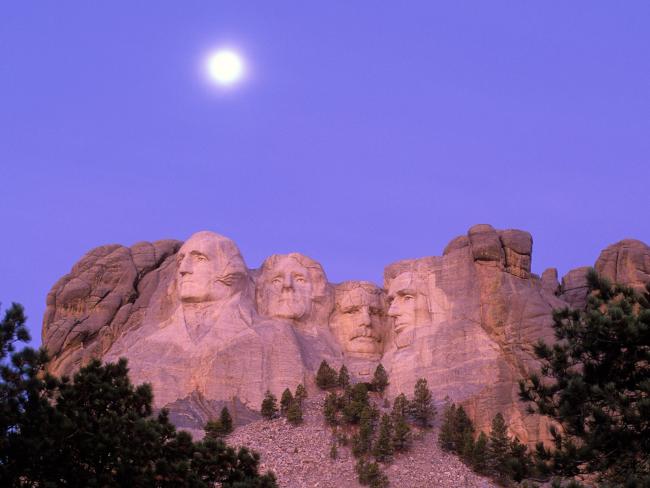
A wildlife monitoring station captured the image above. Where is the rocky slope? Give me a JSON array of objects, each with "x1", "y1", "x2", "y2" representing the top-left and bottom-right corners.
[{"x1": 226, "y1": 393, "x2": 497, "y2": 488}]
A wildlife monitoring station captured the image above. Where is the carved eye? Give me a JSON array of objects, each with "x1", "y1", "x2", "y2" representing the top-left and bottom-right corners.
[
  {"x1": 195, "y1": 255, "x2": 207, "y2": 262},
  {"x1": 403, "y1": 295, "x2": 414, "y2": 301},
  {"x1": 295, "y1": 276, "x2": 306, "y2": 284},
  {"x1": 272, "y1": 277, "x2": 283, "y2": 285}
]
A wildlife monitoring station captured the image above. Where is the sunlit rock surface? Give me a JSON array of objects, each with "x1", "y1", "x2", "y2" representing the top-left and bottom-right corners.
[{"x1": 42, "y1": 226, "x2": 650, "y2": 445}]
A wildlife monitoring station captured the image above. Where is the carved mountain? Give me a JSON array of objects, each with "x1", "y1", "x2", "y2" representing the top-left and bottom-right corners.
[{"x1": 42, "y1": 226, "x2": 650, "y2": 446}]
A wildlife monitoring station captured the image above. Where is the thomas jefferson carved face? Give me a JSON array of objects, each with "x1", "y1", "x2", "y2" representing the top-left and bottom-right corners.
[
  {"x1": 176, "y1": 231, "x2": 247, "y2": 304},
  {"x1": 330, "y1": 282, "x2": 386, "y2": 357},
  {"x1": 257, "y1": 253, "x2": 328, "y2": 322},
  {"x1": 387, "y1": 272, "x2": 431, "y2": 347}
]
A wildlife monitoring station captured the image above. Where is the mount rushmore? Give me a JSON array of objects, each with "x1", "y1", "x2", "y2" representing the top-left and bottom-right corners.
[{"x1": 41, "y1": 224, "x2": 650, "y2": 444}]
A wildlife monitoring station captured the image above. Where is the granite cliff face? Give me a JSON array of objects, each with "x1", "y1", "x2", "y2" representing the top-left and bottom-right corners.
[{"x1": 42, "y1": 226, "x2": 650, "y2": 443}]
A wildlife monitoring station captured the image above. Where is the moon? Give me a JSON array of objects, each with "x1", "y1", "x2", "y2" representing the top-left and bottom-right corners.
[{"x1": 206, "y1": 49, "x2": 245, "y2": 86}]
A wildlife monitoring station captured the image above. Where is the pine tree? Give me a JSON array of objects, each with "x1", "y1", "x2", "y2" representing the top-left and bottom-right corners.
[
  {"x1": 391, "y1": 393, "x2": 411, "y2": 452},
  {"x1": 286, "y1": 400, "x2": 303, "y2": 426},
  {"x1": 506, "y1": 437, "x2": 532, "y2": 482},
  {"x1": 373, "y1": 413, "x2": 394, "y2": 462},
  {"x1": 280, "y1": 388, "x2": 294, "y2": 416},
  {"x1": 261, "y1": 390, "x2": 278, "y2": 420},
  {"x1": 330, "y1": 440, "x2": 338, "y2": 459},
  {"x1": 343, "y1": 383, "x2": 371, "y2": 425},
  {"x1": 371, "y1": 364, "x2": 389, "y2": 394},
  {"x1": 316, "y1": 360, "x2": 339, "y2": 390},
  {"x1": 488, "y1": 412, "x2": 510, "y2": 476},
  {"x1": 204, "y1": 419, "x2": 224, "y2": 439},
  {"x1": 0, "y1": 303, "x2": 278, "y2": 487},
  {"x1": 338, "y1": 364, "x2": 351, "y2": 388},
  {"x1": 323, "y1": 391, "x2": 339, "y2": 426},
  {"x1": 295, "y1": 383, "x2": 307, "y2": 405},
  {"x1": 472, "y1": 431, "x2": 489, "y2": 474},
  {"x1": 519, "y1": 270, "x2": 650, "y2": 485},
  {"x1": 411, "y1": 378, "x2": 436, "y2": 428},
  {"x1": 352, "y1": 407, "x2": 375, "y2": 458},
  {"x1": 438, "y1": 403, "x2": 457, "y2": 451},
  {"x1": 454, "y1": 406, "x2": 474, "y2": 453},
  {"x1": 219, "y1": 406, "x2": 233, "y2": 435},
  {"x1": 356, "y1": 458, "x2": 389, "y2": 488}
]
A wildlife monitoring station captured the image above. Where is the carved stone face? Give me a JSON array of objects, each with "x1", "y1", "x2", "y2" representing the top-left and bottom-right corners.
[
  {"x1": 257, "y1": 253, "x2": 330, "y2": 323},
  {"x1": 176, "y1": 231, "x2": 247, "y2": 304},
  {"x1": 387, "y1": 272, "x2": 430, "y2": 347},
  {"x1": 331, "y1": 282, "x2": 386, "y2": 357}
]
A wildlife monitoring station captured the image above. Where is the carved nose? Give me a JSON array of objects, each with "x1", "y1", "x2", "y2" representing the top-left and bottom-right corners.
[
  {"x1": 282, "y1": 275, "x2": 293, "y2": 290},
  {"x1": 388, "y1": 301, "x2": 398, "y2": 317},
  {"x1": 179, "y1": 258, "x2": 192, "y2": 275},
  {"x1": 359, "y1": 308, "x2": 372, "y2": 327}
]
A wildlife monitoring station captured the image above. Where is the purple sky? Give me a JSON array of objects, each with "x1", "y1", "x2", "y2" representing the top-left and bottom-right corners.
[{"x1": 1, "y1": 2, "x2": 649, "y2": 344}]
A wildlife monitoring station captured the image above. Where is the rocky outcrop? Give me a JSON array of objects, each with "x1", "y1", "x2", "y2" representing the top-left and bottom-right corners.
[
  {"x1": 595, "y1": 239, "x2": 650, "y2": 292},
  {"x1": 42, "y1": 240, "x2": 181, "y2": 377},
  {"x1": 41, "y1": 226, "x2": 650, "y2": 447}
]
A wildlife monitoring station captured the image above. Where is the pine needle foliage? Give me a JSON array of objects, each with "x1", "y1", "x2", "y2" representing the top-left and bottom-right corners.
[{"x1": 519, "y1": 270, "x2": 650, "y2": 485}]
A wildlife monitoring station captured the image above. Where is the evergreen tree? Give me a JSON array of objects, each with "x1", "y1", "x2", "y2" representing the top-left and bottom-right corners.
[
  {"x1": 219, "y1": 406, "x2": 234, "y2": 435},
  {"x1": 338, "y1": 364, "x2": 351, "y2": 388},
  {"x1": 295, "y1": 383, "x2": 307, "y2": 405},
  {"x1": 0, "y1": 303, "x2": 278, "y2": 487},
  {"x1": 356, "y1": 458, "x2": 389, "y2": 488},
  {"x1": 323, "y1": 391, "x2": 339, "y2": 426},
  {"x1": 472, "y1": 431, "x2": 489, "y2": 474},
  {"x1": 330, "y1": 440, "x2": 338, "y2": 459},
  {"x1": 391, "y1": 393, "x2": 411, "y2": 452},
  {"x1": 316, "y1": 360, "x2": 339, "y2": 390},
  {"x1": 205, "y1": 419, "x2": 225, "y2": 439},
  {"x1": 392, "y1": 414, "x2": 411, "y2": 453},
  {"x1": 411, "y1": 378, "x2": 436, "y2": 428},
  {"x1": 519, "y1": 269, "x2": 650, "y2": 485},
  {"x1": 260, "y1": 391, "x2": 278, "y2": 420},
  {"x1": 373, "y1": 413, "x2": 394, "y2": 462},
  {"x1": 391, "y1": 393, "x2": 409, "y2": 420},
  {"x1": 352, "y1": 407, "x2": 375, "y2": 458},
  {"x1": 280, "y1": 388, "x2": 294, "y2": 416},
  {"x1": 488, "y1": 412, "x2": 510, "y2": 476},
  {"x1": 371, "y1": 364, "x2": 389, "y2": 394},
  {"x1": 506, "y1": 437, "x2": 532, "y2": 482},
  {"x1": 438, "y1": 403, "x2": 457, "y2": 451},
  {"x1": 286, "y1": 400, "x2": 303, "y2": 426},
  {"x1": 454, "y1": 406, "x2": 474, "y2": 454},
  {"x1": 343, "y1": 383, "x2": 371, "y2": 424}
]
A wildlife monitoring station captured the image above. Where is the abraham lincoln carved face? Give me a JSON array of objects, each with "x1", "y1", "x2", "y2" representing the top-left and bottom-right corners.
[{"x1": 176, "y1": 231, "x2": 247, "y2": 304}]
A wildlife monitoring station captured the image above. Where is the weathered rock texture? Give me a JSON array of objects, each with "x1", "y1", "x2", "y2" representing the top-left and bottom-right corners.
[{"x1": 42, "y1": 226, "x2": 650, "y2": 447}]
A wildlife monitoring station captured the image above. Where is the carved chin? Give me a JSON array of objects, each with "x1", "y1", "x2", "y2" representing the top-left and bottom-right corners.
[
  {"x1": 347, "y1": 337, "x2": 380, "y2": 355},
  {"x1": 268, "y1": 301, "x2": 308, "y2": 320}
]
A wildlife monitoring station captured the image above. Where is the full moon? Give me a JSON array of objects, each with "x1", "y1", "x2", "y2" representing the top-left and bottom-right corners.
[{"x1": 206, "y1": 49, "x2": 244, "y2": 86}]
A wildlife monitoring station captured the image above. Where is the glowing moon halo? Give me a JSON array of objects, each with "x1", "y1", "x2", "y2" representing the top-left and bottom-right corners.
[{"x1": 206, "y1": 49, "x2": 245, "y2": 86}]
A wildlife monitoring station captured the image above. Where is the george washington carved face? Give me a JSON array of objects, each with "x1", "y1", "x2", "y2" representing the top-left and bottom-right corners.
[
  {"x1": 330, "y1": 281, "x2": 387, "y2": 357},
  {"x1": 176, "y1": 231, "x2": 247, "y2": 304},
  {"x1": 256, "y1": 253, "x2": 329, "y2": 322}
]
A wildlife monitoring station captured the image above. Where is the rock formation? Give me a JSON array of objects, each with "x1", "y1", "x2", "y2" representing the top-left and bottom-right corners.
[{"x1": 42, "y1": 225, "x2": 650, "y2": 445}]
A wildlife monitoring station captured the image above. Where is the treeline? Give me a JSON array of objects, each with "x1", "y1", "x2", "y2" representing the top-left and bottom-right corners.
[
  {"x1": 0, "y1": 303, "x2": 277, "y2": 488},
  {"x1": 316, "y1": 360, "x2": 436, "y2": 488},
  {"x1": 259, "y1": 383, "x2": 307, "y2": 425}
]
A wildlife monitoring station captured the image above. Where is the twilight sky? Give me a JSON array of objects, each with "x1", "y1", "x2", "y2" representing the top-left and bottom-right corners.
[{"x1": 1, "y1": 2, "x2": 649, "y2": 344}]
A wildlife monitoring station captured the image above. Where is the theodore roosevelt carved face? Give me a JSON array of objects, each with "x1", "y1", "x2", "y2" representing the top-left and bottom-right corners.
[
  {"x1": 330, "y1": 281, "x2": 387, "y2": 357},
  {"x1": 176, "y1": 231, "x2": 247, "y2": 304},
  {"x1": 256, "y1": 253, "x2": 329, "y2": 322}
]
